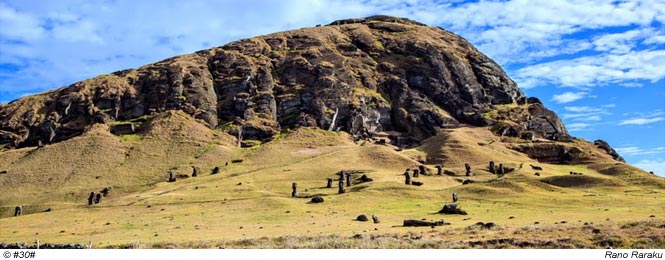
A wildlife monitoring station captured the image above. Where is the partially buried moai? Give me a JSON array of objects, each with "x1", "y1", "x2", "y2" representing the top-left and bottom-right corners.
[
  {"x1": 489, "y1": 161, "x2": 495, "y2": 174},
  {"x1": 14, "y1": 206, "x2": 22, "y2": 217},
  {"x1": 327, "y1": 178, "x2": 333, "y2": 188},
  {"x1": 465, "y1": 163, "x2": 471, "y2": 176},
  {"x1": 452, "y1": 192, "x2": 458, "y2": 203},
  {"x1": 291, "y1": 182, "x2": 297, "y2": 198},
  {"x1": 346, "y1": 172, "x2": 352, "y2": 187},
  {"x1": 191, "y1": 166, "x2": 198, "y2": 177},
  {"x1": 413, "y1": 169, "x2": 419, "y2": 178},
  {"x1": 338, "y1": 179, "x2": 345, "y2": 194},
  {"x1": 94, "y1": 193, "x2": 102, "y2": 204},
  {"x1": 88, "y1": 192, "x2": 96, "y2": 205},
  {"x1": 418, "y1": 165, "x2": 426, "y2": 176},
  {"x1": 404, "y1": 169, "x2": 411, "y2": 185},
  {"x1": 498, "y1": 164, "x2": 504, "y2": 175},
  {"x1": 435, "y1": 165, "x2": 443, "y2": 175}
]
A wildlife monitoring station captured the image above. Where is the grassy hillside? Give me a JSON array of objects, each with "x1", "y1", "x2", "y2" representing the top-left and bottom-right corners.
[{"x1": 0, "y1": 114, "x2": 663, "y2": 248}]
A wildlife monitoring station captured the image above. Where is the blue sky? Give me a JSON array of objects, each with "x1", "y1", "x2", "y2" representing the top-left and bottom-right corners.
[{"x1": 0, "y1": 0, "x2": 663, "y2": 175}]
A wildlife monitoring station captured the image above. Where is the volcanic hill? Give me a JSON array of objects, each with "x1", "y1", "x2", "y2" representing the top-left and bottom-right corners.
[{"x1": 0, "y1": 16, "x2": 663, "y2": 248}]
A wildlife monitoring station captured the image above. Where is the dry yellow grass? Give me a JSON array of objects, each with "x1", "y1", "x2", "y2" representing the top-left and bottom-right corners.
[{"x1": 0, "y1": 118, "x2": 663, "y2": 248}]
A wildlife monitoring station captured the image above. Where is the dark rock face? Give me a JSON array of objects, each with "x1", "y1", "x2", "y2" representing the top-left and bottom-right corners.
[
  {"x1": 0, "y1": 15, "x2": 531, "y2": 148},
  {"x1": 356, "y1": 214, "x2": 369, "y2": 222},
  {"x1": 513, "y1": 143, "x2": 584, "y2": 164},
  {"x1": 594, "y1": 140, "x2": 625, "y2": 162}
]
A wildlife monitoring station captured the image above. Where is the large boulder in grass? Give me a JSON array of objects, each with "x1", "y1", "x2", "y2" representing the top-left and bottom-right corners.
[{"x1": 438, "y1": 203, "x2": 468, "y2": 215}]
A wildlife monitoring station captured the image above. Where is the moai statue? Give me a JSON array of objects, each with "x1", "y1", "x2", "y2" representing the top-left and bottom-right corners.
[
  {"x1": 418, "y1": 165, "x2": 426, "y2": 176},
  {"x1": 372, "y1": 215, "x2": 380, "y2": 224},
  {"x1": 346, "y1": 172, "x2": 352, "y2": 187},
  {"x1": 435, "y1": 165, "x2": 443, "y2": 175},
  {"x1": 452, "y1": 192, "x2": 458, "y2": 203},
  {"x1": 404, "y1": 170, "x2": 412, "y2": 185},
  {"x1": 338, "y1": 179, "x2": 345, "y2": 194},
  {"x1": 168, "y1": 170, "x2": 175, "y2": 182},
  {"x1": 88, "y1": 192, "x2": 96, "y2": 205},
  {"x1": 465, "y1": 163, "x2": 471, "y2": 176},
  {"x1": 413, "y1": 169, "x2": 419, "y2": 178},
  {"x1": 291, "y1": 182, "x2": 297, "y2": 198},
  {"x1": 327, "y1": 178, "x2": 333, "y2": 188},
  {"x1": 498, "y1": 164, "x2": 504, "y2": 175},
  {"x1": 191, "y1": 166, "x2": 198, "y2": 177},
  {"x1": 14, "y1": 206, "x2": 22, "y2": 217},
  {"x1": 94, "y1": 193, "x2": 102, "y2": 204},
  {"x1": 489, "y1": 161, "x2": 496, "y2": 174}
]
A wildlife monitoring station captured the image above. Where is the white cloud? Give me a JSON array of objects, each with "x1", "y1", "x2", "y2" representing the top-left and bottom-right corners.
[
  {"x1": 567, "y1": 123, "x2": 591, "y2": 131},
  {"x1": 515, "y1": 49, "x2": 665, "y2": 88},
  {"x1": 0, "y1": 3, "x2": 45, "y2": 41},
  {"x1": 633, "y1": 159, "x2": 665, "y2": 177},
  {"x1": 616, "y1": 146, "x2": 665, "y2": 156},
  {"x1": 562, "y1": 105, "x2": 613, "y2": 122},
  {"x1": 618, "y1": 117, "x2": 665, "y2": 125},
  {"x1": 552, "y1": 91, "x2": 587, "y2": 104}
]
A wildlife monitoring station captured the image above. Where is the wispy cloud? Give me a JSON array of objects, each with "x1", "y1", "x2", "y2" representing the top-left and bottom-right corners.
[
  {"x1": 619, "y1": 111, "x2": 665, "y2": 125},
  {"x1": 615, "y1": 146, "x2": 665, "y2": 156},
  {"x1": 515, "y1": 49, "x2": 665, "y2": 88},
  {"x1": 562, "y1": 105, "x2": 613, "y2": 122},
  {"x1": 567, "y1": 123, "x2": 591, "y2": 131},
  {"x1": 619, "y1": 117, "x2": 665, "y2": 125},
  {"x1": 552, "y1": 91, "x2": 587, "y2": 104},
  {"x1": 633, "y1": 159, "x2": 665, "y2": 176}
]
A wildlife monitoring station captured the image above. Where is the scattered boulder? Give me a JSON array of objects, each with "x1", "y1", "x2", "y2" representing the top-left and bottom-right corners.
[
  {"x1": 356, "y1": 214, "x2": 369, "y2": 222},
  {"x1": 443, "y1": 169, "x2": 456, "y2": 176},
  {"x1": 403, "y1": 219, "x2": 446, "y2": 227},
  {"x1": 534, "y1": 172, "x2": 541, "y2": 176},
  {"x1": 110, "y1": 123, "x2": 135, "y2": 135},
  {"x1": 211, "y1": 167, "x2": 220, "y2": 175},
  {"x1": 0, "y1": 170, "x2": 7, "y2": 174},
  {"x1": 467, "y1": 222, "x2": 496, "y2": 230},
  {"x1": 462, "y1": 179, "x2": 473, "y2": 185},
  {"x1": 530, "y1": 164, "x2": 543, "y2": 170},
  {"x1": 231, "y1": 159, "x2": 244, "y2": 164},
  {"x1": 411, "y1": 181, "x2": 423, "y2": 186},
  {"x1": 360, "y1": 174, "x2": 373, "y2": 182},
  {"x1": 438, "y1": 203, "x2": 467, "y2": 215},
  {"x1": 310, "y1": 196, "x2": 324, "y2": 203}
]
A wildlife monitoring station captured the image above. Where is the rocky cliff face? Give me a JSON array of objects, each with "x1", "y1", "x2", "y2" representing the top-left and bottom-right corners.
[{"x1": 0, "y1": 15, "x2": 568, "y2": 148}]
